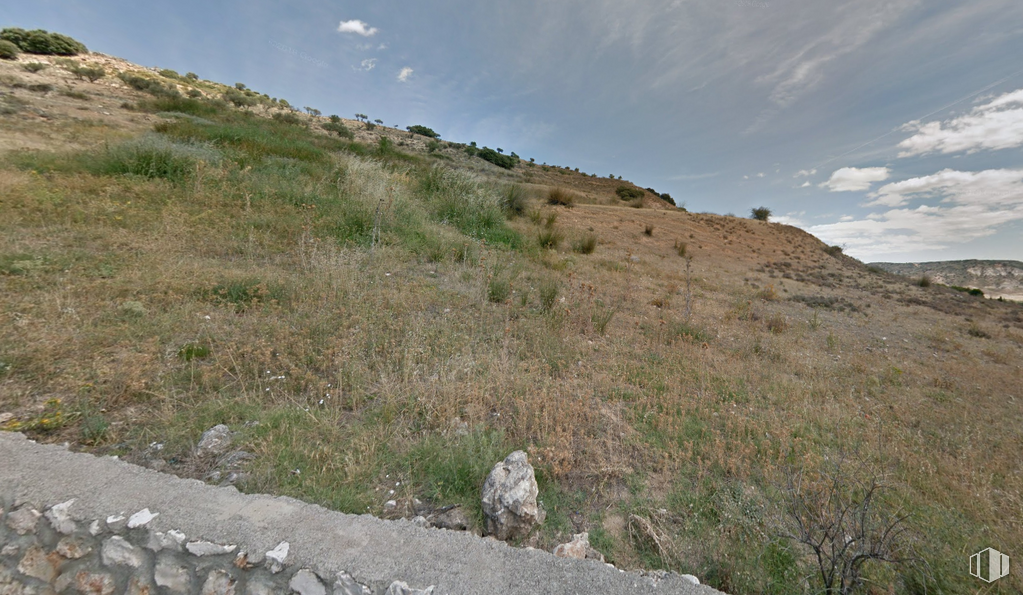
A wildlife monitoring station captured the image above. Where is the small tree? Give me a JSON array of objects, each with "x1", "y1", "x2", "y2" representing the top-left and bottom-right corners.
[
  {"x1": 374, "y1": 119, "x2": 383, "y2": 125},
  {"x1": 783, "y1": 456, "x2": 912, "y2": 595},
  {"x1": 185, "y1": 72, "x2": 198, "y2": 80},
  {"x1": 407, "y1": 124, "x2": 440, "y2": 138},
  {"x1": 0, "y1": 40, "x2": 20, "y2": 60},
  {"x1": 751, "y1": 206, "x2": 772, "y2": 221}
]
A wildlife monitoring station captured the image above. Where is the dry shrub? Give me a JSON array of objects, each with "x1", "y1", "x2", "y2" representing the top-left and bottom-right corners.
[{"x1": 547, "y1": 187, "x2": 574, "y2": 207}]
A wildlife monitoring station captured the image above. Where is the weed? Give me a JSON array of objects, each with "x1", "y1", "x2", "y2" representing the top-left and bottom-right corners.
[
  {"x1": 572, "y1": 233, "x2": 597, "y2": 254},
  {"x1": 644, "y1": 224, "x2": 654, "y2": 236},
  {"x1": 674, "y1": 240, "x2": 687, "y2": 258},
  {"x1": 547, "y1": 187, "x2": 574, "y2": 207},
  {"x1": 591, "y1": 301, "x2": 616, "y2": 335},
  {"x1": 501, "y1": 184, "x2": 528, "y2": 218},
  {"x1": 539, "y1": 278, "x2": 560, "y2": 312},
  {"x1": 488, "y1": 277, "x2": 512, "y2": 303},
  {"x1": 917, "y1": 275, "x2": 931, "y2": 288},
  {"x1": 766, "y1": 314, "x2": 787, "y2": 334},
  {"x1": 537, "y1": 226, "x2": 563, "y2": 250},
  {"x1": 808, "y1": 309, "x2": 822, "y2": 330}
]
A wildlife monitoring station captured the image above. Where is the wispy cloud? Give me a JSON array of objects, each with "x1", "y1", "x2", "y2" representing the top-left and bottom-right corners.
[
  {"x1": 338, "y1": 19, "x2": 378, "y2": 37},
  {"x1": 809, "y1": 168, "x2": 1023, "y2": 258},
  {"x1": 821, "y1": 167, "x2": 890, "y2": 192},
  {"x1": 897, "y1": 87, "x2": 1023, "y2": 157},
  {"x1": 794, "y1": 169, "x2": 816, "y2": 178},
  {"x1": 358, "y1": 58, "x2": 376, "y2": 72},
  {"x1": 397, "y1": 67, "x2": 414, "y2": 83}
]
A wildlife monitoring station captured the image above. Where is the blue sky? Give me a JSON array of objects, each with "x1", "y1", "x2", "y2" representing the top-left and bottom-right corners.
[{"x1": 5, "y1": 1, "x2": 1023, "y2": 262}]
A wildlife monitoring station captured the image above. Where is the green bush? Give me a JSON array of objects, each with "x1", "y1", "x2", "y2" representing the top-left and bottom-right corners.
[
  {"x1": 222, "y1": 87, "x2": 256, "y2": 107},
  {"x1": 322, "y1": 115, "x2": 354, "y2": 139},
  {"x1": 615, "y1": 186, "x2": 644, "y2": 201},
  {"x1": 537, "y1": 226, "x2": 563, "y2": 249},
  {"x1": 406, "y1": 124, "x2": 440, "y2": 138},
  {"x1": 1, "y1": 28, "x2": 87, "y2": 55},
  {"x1": 118, "y1": 72, "x2": 180, "y2": 97},
  {"x1": 271, "y1": 111, "x2": 304, "y2": 126},
  {"x1": 0, "y1": 40, "x2": 20, "y2": 60},
  {"x1": 426, "y1": 139, "x2": 441, "y2": 153},
  {"x1": 21, "y1": 62, "x2": 48, "y2": 73},
  {"x1": 573, "y1": 233, "x2": 597, "y2": 254},
  {"x1": 66, "y1": 63, "x2": 105, "y2": 82},
  {"x1": 501, "y1": 184, "x2": 528, "y2": 217},
  {"x1": 93, "y1": 134, "x2": 221, "y2": 182},
  {"x1": 475, "y1": 147, "x2": 517, "y2": 170},
  {"x1": 751, "y1": 206, "x2": 772, "y2": 221}
]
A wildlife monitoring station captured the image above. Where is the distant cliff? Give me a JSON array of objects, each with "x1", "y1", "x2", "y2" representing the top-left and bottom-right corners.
[{"x1": 869, "y1": 260, "x2": 1023, "y2": 300}]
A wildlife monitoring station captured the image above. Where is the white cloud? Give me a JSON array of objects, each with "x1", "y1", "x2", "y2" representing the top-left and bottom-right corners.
[
  {"x1": 897, "y1": 88, "x2": 1023, "y2": 157},
  {"x1": 807, "y1": 168, "x2": 1023, "y2": 258},
  {"x1": 794, "y1": 169, "x2": 816, "y2": 178},
  {"x1": 667, "y1": 172, "x2": 719, "y2": 181},
  {"x1": 358, "y1": 59, "x2": 377, "y2": 72},
  {"x1": 756, "y1": 172, "x2": 765, "y2": 178},
  {"x1": 800, "y1": 181, "x2": 811, "y2": 188},
  {"x1": 397, "y1": 67, "x2": 414, "y2": 83},
  {"x1": 821, "y1": 167, "x2": 890, "y2": 192},
  {"x1": 338, "y1": 19, "x2": 378, "y2": 36}
]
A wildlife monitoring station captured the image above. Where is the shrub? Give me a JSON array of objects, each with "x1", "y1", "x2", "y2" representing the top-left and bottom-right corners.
[
  {"x1": 751, "y1": 206, "x2": 772, "y2": 221},
  {"x1": 501, "y1": 184, "x2": 527, "y2": 218},
  {"x1": 67, "y1": 63, "x2": 106, "y2": 82},
  {"x1": 60, "y1": 89, "x2": 89, "y2": 100},
  {"x1": 547, "y1": 188, "x2": 574, "y2": 207},
  {"x1": 159, "y1": 69, "x2": 180, "y2": 79},
  {"x1": 539, "y1": 279, "x2": 560, "y2": 312},
  {"x1": 674, "y1": 240, "x2": 687, "y2": 257},
  {"x1": 185, "y1": 72, "x2": 199, "y2": 80},
  {"x1": 488, "y1": 277, "x2": 512, "y2": 303},
  {"x1": 573, "y1": 233, "x2": 597, "y2": 254},
  {"x1": 766, "y1": 314, "x2": 788, "y2": 334},
  {"x1": 476, "y1": 147, "x2": 517, "y2": 170},
  {"x1": 323, "y1": 115, "x2": 354, "y2": 139},
  {"x1": 537, "y1": 226, "x2": 563, "y2": 249},
  {"x1": 118, "y1": 72, "x2": 180, "y2": 97},
  {"x1": 272, "y1": 111, "x2": 304, "y2": 126},
  {"x1": 0, "y1": 40, "x2": 20, "y2": 60},
  {"x1": 643, "y1": 224, "x2": 654, "y2": 236},
  {"x1": 186, "y1": 89, "x2": 203, "y2": 98},
  {"x1": 222, "y1": 87, "x2": 256, "y2": 107},
  {"x1": 615, "y1": 185, "x2": 644, "y2": 201},
  {"x1": 27, "y1": 83, "x2": 54, "y2": 94},
  {"x1": 94, "y1": 135, "x2": 221, "y2": 182},
  {"x1": 21, "y1": 62, "x2": 48, "y2": 73},
  {"x1": 824, "y1": 245, "x2": 843, "y2": 257},
  {"x1": 407, "y1": 124, "x2": 440, "y2": 138},
  {"x1": 1, "y1": 28, "x2": 87, "y2": 55},
  {"x1": 917, "y1": 275, "x2": 931, "y2": 288},
  {"x1": 426, "y1": 139, "x2": 441, "y2": 153}
]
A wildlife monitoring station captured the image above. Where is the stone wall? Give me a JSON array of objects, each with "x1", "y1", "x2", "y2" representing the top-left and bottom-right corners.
[{"x1": 0, "y1": 495, "x2": 431, "y2": 595}]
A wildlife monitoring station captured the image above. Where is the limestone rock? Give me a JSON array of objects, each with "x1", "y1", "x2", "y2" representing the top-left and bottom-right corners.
[
  {"x1": 332, "y1": 571, "x2": 370, "y2": 595},
  {"x1": 56, "y1": 536, "x2": 92, "y2": 559},
  {"x1": 186, "y1": 540, "x2": 237, "y2": 556},
  {"x1": 481, "y1": 451, "x2": 545, "y2": 540},
  {"x1": 74, "y1": 571, "x2": 116, "y2": 595},
  {"x1": 147, "y1": 530, "x2": 186, "y2": 552},
  {"x1": 196, "y1": 424, "x2": 232, "y2": 457},
  {"x1": 17, "y1": 545, "x2": 61, "y2": 582},
  {"x1": 289, "y1": 569, "x2": 326, "y2": 595},
  {"x1": 127, "y1": 508, "x2": 158, "y2": 529},
  {"x1": 201, "y1": 569, "x2": 237, "y2": 595},
  {"x1": 45, "y1": 499, "x2": 76, "y2": 534},
  {"x1": 264, "y1": 541, "x2": 289, "y2": 574},
  {"x1": 384, "y1": 581, "x2": 435, "y2": 595},
  {"x1": 101, "y1": 536, "x2": 144, "y2": 567},
  {"x1": 126, "y1": 575, "x2": 155, "y2": 595},
  {"x1": 680, "y1": 574, "x2": 701, "y2": 585},
  {"x1": 552, "y1": 532, "x2": 604, "y2": 562},
  {"x1": 155, "y1": 557, "x2": 192, "y2": 593},
  {"x1": 6, "y1": 506, "x2": 41, "y2": 535}
]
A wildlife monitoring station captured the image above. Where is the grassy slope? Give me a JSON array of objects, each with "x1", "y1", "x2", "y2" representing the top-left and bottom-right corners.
[{"x1": 1, "y1": 53, "x2": 1022, "y2": 594}]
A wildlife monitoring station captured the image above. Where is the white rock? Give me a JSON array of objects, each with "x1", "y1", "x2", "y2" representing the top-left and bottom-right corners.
[
  {"x1": 101, "y1": 536, "x2": 144, "y2": 567},
  {"x1": 45, "y1": 499, "x2": 76, "y2": 534},
  {"x1": 201, "y1": 569, "x2": 236, "y2": 595},
  {"x1": 196, "y1": 424, "x2": 232, "y2": 456},
  {"x1": 147, "y1": 530, "x2": 186, "y2": 552},
  {"x1": 89, "y1": 520, "x2": 102, "y2": 536},
  {"x1": 481, "y1": 451, "x2": 545, "y2": 541},
  {"x1": 333, "y1": 571, "x2": 371, "y2": 595},
  {"x1": 289, "y1": 569, "x2": 326, "y2": 595},
  {"x1": 552, "y1": 532, "x2": 603, "y2": 562},
  {"x1": 265, "y1": 541, "x2": 289, "y2": 574},
  {"x1": 186, "y1": 541, "x2": 237, "y2": 556},
  {"x1": 680, "y1": 574, "x2": 701, "y2": 585},
  {"x1": 106, "y1": 514, "x2": 127, "y2": 531},
  {"x1": 6, "y1": 507, "x2": 41, "y2": 535},
  {"x1": 384, "y1": 581, "x2": 435, "y2": 595},
  {"x1": 128, "y1": 508, "x2": 159, "y2": 528},
  {"x1": 155, "y1": 556, "x2": 192, "y2": 593}
]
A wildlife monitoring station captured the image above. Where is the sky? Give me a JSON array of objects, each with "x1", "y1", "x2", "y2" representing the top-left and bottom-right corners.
[{"x1": 4, "y1": 0, "x2": 1023, "y2": 262}]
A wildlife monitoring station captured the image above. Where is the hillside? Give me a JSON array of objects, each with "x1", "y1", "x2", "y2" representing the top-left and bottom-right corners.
[
  {"x1": 870, "y1": 260, "x2": 1023, "y2": 301},
  {"x1": 1, "y1": 45, "x2": 1022, "y2": 594}
]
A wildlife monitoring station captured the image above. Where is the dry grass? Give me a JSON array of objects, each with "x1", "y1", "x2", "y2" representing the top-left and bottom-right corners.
[{"x1": 1, "y1": 55, "x2": 1022, "y2": 594}]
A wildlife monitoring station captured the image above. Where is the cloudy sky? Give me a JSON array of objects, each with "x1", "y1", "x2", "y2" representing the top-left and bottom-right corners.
[{"x1": 6, "y1": 0, "x2": 1023, "y2": 262}]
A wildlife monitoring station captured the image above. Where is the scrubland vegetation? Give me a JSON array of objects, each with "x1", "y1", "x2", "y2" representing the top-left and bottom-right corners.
[{"x1": 1, "y1": 51, "x2": 1021, "y2": 594}]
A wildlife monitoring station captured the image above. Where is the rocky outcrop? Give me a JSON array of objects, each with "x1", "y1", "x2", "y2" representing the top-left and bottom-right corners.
[
  {"x1": 481, "y1": 451, "x2": 545, "y2": 541},
  {"x1": 552, "y1": 532, "x2": 605, "y2": 562}
]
